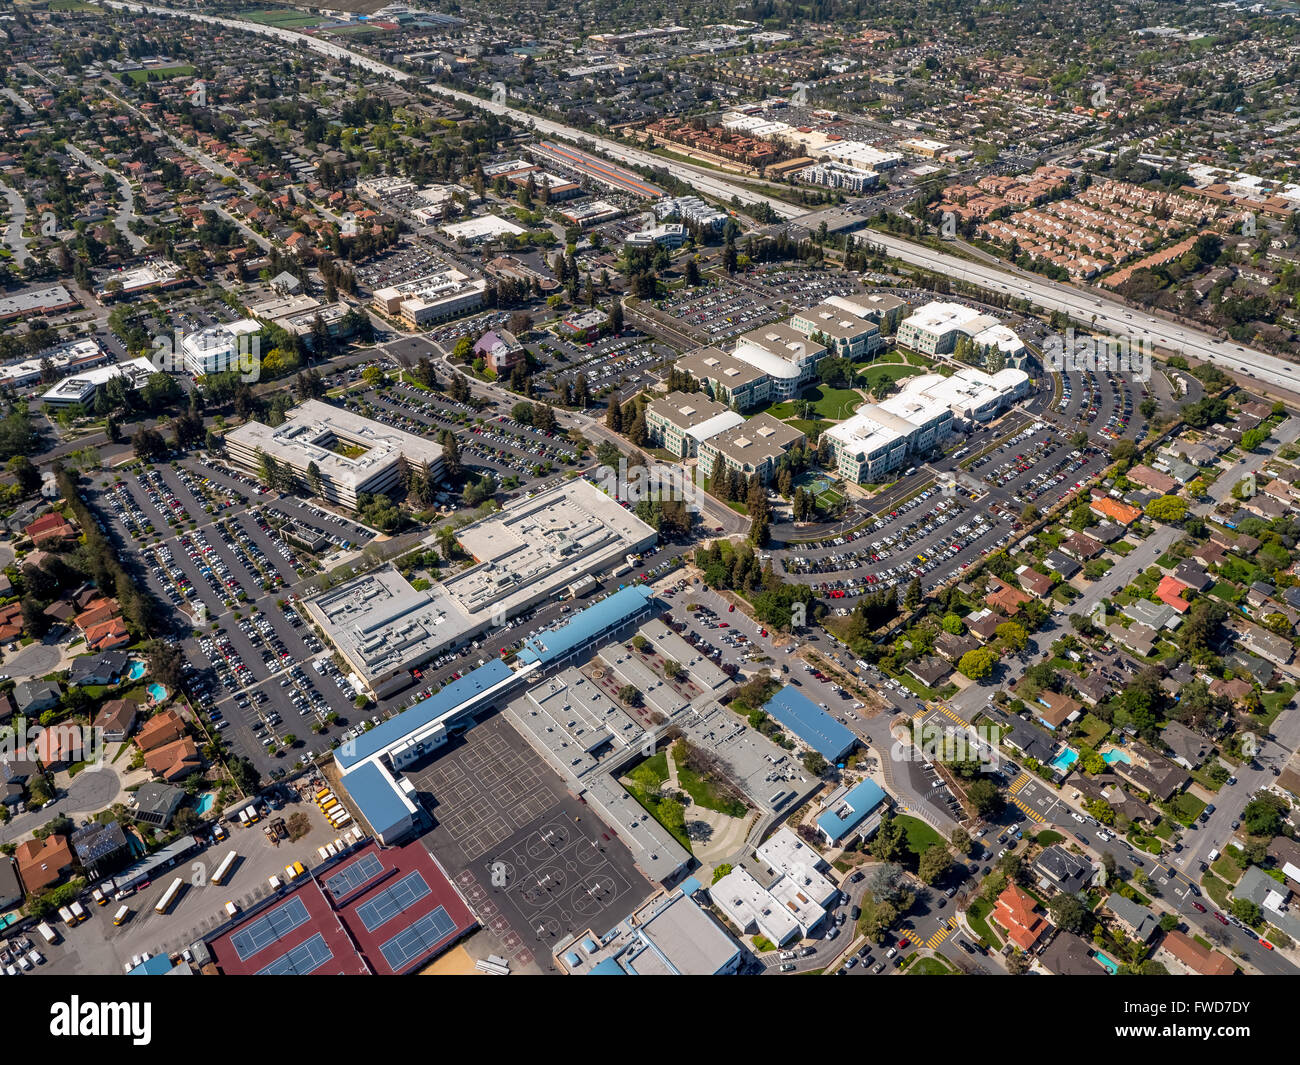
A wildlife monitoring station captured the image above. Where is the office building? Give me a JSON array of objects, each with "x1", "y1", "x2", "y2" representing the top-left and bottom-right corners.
[
  {"x1": 372, "y1": 269, "x2": 486, "y2": 329},
  {"x1": 789, "y1": 303, "x2": 883, "y2": 360},
  {"x1": 224, "y1": 399, "x2": 444, "y2": 510},
  {"x1": 644, "y1": 391, "x2": 744, "y2": 458},
  {"x1": 697, "y1": 412, "x2": 804, "y2": 484}
]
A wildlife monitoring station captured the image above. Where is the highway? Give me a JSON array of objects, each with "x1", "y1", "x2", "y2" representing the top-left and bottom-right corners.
[{"x1": 104, "y1": 1, "x2": 1300, "y2": 396}]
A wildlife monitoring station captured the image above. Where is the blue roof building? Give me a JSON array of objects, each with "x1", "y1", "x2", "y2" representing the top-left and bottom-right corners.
[
  {"x1": 815, "y1": 778, "x2": 888, "y2": 844},
  {"x1": 335, "y1": 659, "x2": 514, "y2": 772},
  {"x1": 762, "y1": 685, "x2": 857, "y2": 763},
  {"x1": 344, "y1": 761, "x2": 419, "y2": 845},
  {"x1": 517, "y1": 585, "x2": 656, "y2": 667}
]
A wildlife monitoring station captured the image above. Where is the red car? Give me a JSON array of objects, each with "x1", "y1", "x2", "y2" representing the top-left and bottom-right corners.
[
  {"x1": 1191, "y1": 901, "x2": 1206, "y2": 913},
  {"x1": 728, "y1": 604, "x2": 735, "y2": 612},
  {"x1": 718, "y1": 622, "x2": 728, "y2": 628},
  {"x1": 897, "y1": 936, "x2": 909, "y2": 948},
  {"x1": 1213, "y1": 911, "x2": 1229, "y2": 925}
]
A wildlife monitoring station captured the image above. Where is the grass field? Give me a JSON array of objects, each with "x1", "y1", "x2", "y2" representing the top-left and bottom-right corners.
[
  {"x1": 770, "y1": 384, "x2": 864, "y2": 422},
  {"x1": 858, "y1": 362, "x2": 925, "y2": 385},
  {"x1": 908, "y1": 955, "x2": 960, "y2": 975},
  {"x1": 896, "y1": 814, "x2": 945, "y2": 858},
  {"x1": 242, "y1": 9, "x2": 326, "y2": 26},
  {"x1": 125, "y1": 65, "x2": 195, "y2": 83}
]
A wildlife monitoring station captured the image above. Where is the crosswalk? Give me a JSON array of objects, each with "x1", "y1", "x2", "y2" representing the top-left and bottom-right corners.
[
  {"x1": 1007, "y1": 773, "x2": 1046, "y2": 823},
  {"x1": 925, "y1": 918, "x2": 957, "y2": 949}
]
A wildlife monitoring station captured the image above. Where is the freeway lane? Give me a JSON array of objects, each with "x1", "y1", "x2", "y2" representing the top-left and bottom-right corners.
[{"x1": 107, "y1": 1, "x2": 1299, "y2": 395}]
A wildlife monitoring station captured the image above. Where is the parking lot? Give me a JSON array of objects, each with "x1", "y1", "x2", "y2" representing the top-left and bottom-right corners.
[{"x1": 91, "y1": 460, "x2": 383, "y2": 775}]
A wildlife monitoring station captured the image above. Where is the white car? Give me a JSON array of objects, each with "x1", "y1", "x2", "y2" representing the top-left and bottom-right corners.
[{"x1": 1096, "y1": 830, "x2": 1111, "y2": 843}]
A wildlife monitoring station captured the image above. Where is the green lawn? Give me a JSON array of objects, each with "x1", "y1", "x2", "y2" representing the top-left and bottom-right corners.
[
  {"x1": 125, "y1": 64, "x2": 196, "y2": 83},
  {"x1": 908, "y1": 955, "x2": 960, "y2": 975},
  {"x1": 1074, "y1": 713, "x2": 1111, "y2": 748},
  {"x1": 1036, "y1": 830, "x2": 1065, "y2": 846},
  {"x1": 1165, "y1": 792, "x2": 1206, "y2": 826},
  {"x1": 897, "y1": 814, "x2": 945, "y2": 857},
  {"x1": 626, "y1": 752, "x2": 668, "y2": 791},
  {"x1": 1210, "y1": 580, "x2": 1244, "y2": 604},
  {"x1": 672, "y1": 744, "x2": 747, "y2": 817},
  {"x1": 1210, "y1": 855, "x2": 1242, "y2": 885},
  {"x1": 858, "y1": 363, "x2": 924, "y2": 385},
  {"x1": 966, "y1": 898, "x2": 1002, "y2": 949},
  {"x1": 770, "y1": 384, "x2": 865, "y2": 422},
  {"x1": 1202, "y1": 872, "x2": 1231, "y2": 910}
]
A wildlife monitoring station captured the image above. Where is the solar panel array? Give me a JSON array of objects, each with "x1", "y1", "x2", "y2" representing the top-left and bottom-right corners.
[
  {"x1": 378, "y1": 906, "x2": 458, "y2": 972},
  {"x1": 230, "y1": 897, "x2": 311, "y2": 961},
  {"x1": 255, "y1": 933, "x2": 334, "y2": 976},
  {"x1": 355, "y1": 871, "x2": 430, "y2": 932},
  {"x1": 324, "y1": 852, "x2": 384, "y2": 900}
]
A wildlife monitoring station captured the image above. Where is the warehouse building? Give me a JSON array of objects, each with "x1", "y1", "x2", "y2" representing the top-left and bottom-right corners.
[
  {"x1": 559, "y1": 882, "x2": 743, "y2": 975},
  {"x1": 225, "y1": 400, "x2": 444, "y2": 510},
  {"x1": 308, "y1": 481, "x2": 654, "y2": 696}
]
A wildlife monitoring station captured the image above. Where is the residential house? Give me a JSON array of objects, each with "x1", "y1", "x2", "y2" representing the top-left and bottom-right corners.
[
  {"x1": 1266, "y1": 836, "x2": 1300, "y2": 885},
  {"x1": 1066, "y1": 672, "x2": 1109, "y2": 707},
  {"x1": 67, "y1": 649, "x2": 130, "y2": 688},
  {"x1": 15, "y1": 834, "x2": 76, "y2": 893},
  {"x1": 1034, "y1": 845, "x2": 1092, "y2": 894},
  {"x1": 92, "y1": 698, "x2": 139, "y2": 743},
  {"x1": 965, "y1": 609, "x2": 1003, "y2": 643},
  {"x1": 1029, "y1": 690, "x2": 1083, "y2": 731},
  {"x1": 13, "y1": 680, "x2": 60, "y2": 716},
  {"x1": 986, "y1": 577, "x2": 1030, "y2": 616},
  {"x1": 993, "y1": 883, "x2": 1049, "y2": 950},
  {"x1": 1090, "y1": 496, "x2": 1142, "y2": 525},
  {"x1": 1156, "y1": 930, "x2": 1236, "y2": 976},
  {"x1": 934, "y1": 631, "x2": 978, "y2": 662},
  {"x1": 1160, "y1": 721, "x2": 1212, "y2": 770},
  {"x1": 1123, "y1": 599, "x2": 1182, "y2": 631},
  {"x1": 1039, "y1": 932, "x2": 1107, "y2": 975},
  {"x1": 1170, "y1": 561, "x2": 1213, "y2": 594},
  {"x1": 1209, "y1": 676, "x2": 1253, "y2": 708},
  {"x1": 1045, "y1": 551, "x2": 1081, "y2": 580},
  {"x1": 0, "y1": 691, "x2": 12, "y2": 725},
  {"x1": 1232, "y1": 621, "x2": 1293, "y2": 666},
  {"x1": 1104, "y1": 893, "x2": 1159, "y2": 942},
  {"x1": 1127, "y1": 464, "x2": 1176, "y2": 494},
  {"x1": 24, "y1": 511, "x2": 76, "y2": 546},
  {"x1": 130, "y1": 781, "x2": 186, "y2": 828},
  {"x1": 1154, "y1": 576, "x2": 1191, "y2": 614},
  {"x1": 85, "y1": 617, "x2": 130, "y2": 652},
  {"x1": 1111, "y1": 746, "x2": 1190, "y2": 801},
  {"x1": 0, "y1": 857, "x2": 21, "y2": 910},
  {"x1": 1104, "y1": 620, "x2": 1157, "y2": 657},
  {"x1": 0, "y1": 602, "x2": 21, "y2": 642},
  {"x1": 906, "y1": 655, "x2": 951, "y2": 688},
  {"x1": 1001, "y1": 718, "x2": 1056, "y2": 763},
  {"x1": 1060, "y1": 532, "x2": 1103, "y2": 561},
  {"x1": 1015, "y1": 566, "x2": 1054, "y2": 599},
  {"x1": 144, "y1": 737, "x2": 202, "y2": 782},
  {"x1": 135, "y1": 708, "x2": 186, "y2": 752},
  {"x1": 71, "y1": 821, "x2": 129, "y2": 875}
]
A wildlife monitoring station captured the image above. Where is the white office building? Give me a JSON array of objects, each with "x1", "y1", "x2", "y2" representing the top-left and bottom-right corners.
[{"x1": 180, "y1": 319, "x2": 263, "y2": 377}]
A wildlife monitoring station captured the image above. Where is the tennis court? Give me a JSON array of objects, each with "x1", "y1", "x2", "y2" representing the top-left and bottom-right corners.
[
  {"x1": 256, "y1": 933, "x2": 334, "y2": 976},
  {"x1": 356, "y1": 871, "x2": 431, "y2": 933},
  {"x1": 229, "y1": 897, "x2": 311, "y2": 962},
  {"x1": 378, "y1": 906, "x2": 459, "y2": 972}
]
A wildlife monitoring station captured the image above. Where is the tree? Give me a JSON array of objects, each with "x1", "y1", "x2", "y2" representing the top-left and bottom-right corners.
[
  {"x1": 1144, "y1": 495, "x2": 1188, "y2": 523},
  {"x1": 801, "y1": 751, "x2": 829, "y2": 775},
  {"x1": 1230, "y1": 898, "x2": 1262, "y2": 927},
  {"x1": 712, "y1": 863, "x2": 732, "y2": 884},
  {"x1": 1006, "y1": 948, "x2": 1032, "y2": 974},
  {"x1": 7, "y1": 455, "x2": 39, "y2": 495},
  {"x1": 1048, "y1": 892, "x2": 1088, "y2": 932},
  {"x1": 617, "y1": 684, "x2": 643, "y2": 707},
  {"x1": 941, "y1": 614, "x2": 965, "y2": 635},
  {"x1": 967, "y1": 777, "x2": 1003, "y2": 816},
  {"x1": 904, "y1": 576, "x2": 922, "y2": 609},
  {"x1": 870, "y1": 815, "x2": 908, "y2": 864},
  {"x1": 949, "y1": 828, "x2": 972, "y2": 855},
  {"x1": 917, "y1": 844, "x2": 953, "y2": 885},
  {"x1": 1242, "y1": 794, "x2": 1286, "y2": 837},
  {"x1": 995, "y1": 622, "x2": 1028, "y2": 654},
  {"x1": 867, "y1": 862, "x2": 908, "y2": 905},
  {"x1": 958, "y1": 647, "x2": 998, "y2": 681}
]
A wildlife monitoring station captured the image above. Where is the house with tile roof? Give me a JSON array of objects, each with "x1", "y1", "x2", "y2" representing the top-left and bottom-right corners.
[{"x1": 994, "y1": 883, "x2": 1048, "y2": 951}]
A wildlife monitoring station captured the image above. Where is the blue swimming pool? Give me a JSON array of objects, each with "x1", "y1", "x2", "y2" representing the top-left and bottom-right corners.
[
  {"x1": 1049, "y1": 747, "x2": 1079, "y2": 772},
  {"x1": 196, "y1": 792, "x2": 215, "y2": 816},
  {"x1": 1093, "y1": 950, "x2": 1118, "y2": 974},
  {"x1": 1102, "y1": 750, "x2": 1132, "y2": 765},
  {"x1": 147, "y1": 682, "x2": 167, "y2": 702},
  {"x1": 126, "y1": 660, "x2": 147, "y2": 681}
]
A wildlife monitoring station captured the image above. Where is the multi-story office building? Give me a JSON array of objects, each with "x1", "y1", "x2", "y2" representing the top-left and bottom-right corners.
[
  {"x1": 697, "y1": 413, "x2": 805, "y2": 484},
  {"x1": 644, "y1": 391, "x2": 745, "y2": 458},
  {"x1": 789, "y1": 303, "x2": 883, "y2": 360}
]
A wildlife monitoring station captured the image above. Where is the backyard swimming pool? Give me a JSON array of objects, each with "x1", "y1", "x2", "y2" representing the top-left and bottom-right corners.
[
  {"x1": 1093, "y1": 951, "x2": 1118, "y2": 974},
  {"x1": 1102, "y1": 749, "x2": 1132, "y2": 765},
  {"x1": 126, "y1": 660, "x2": 147, "y2": 681},
  {"x1": 1049, "y1": 747, "x2": 1079, "y2": 772},
  {"x1": 147, "y1": 683, "x2": 167, "y2": 703},
  {"x1": 196, "y1": 793, "x2": 215, "y2": 816}
]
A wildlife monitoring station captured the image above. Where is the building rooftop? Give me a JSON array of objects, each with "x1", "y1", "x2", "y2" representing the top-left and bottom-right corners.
[{"x1": 762, "y1": 684, "x2": 857, "y2": 762}]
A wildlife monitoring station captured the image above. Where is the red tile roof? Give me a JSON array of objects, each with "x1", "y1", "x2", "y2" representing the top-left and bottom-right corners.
[{"x1": 994, "y1": 883, "x2": 1048, "y2": 950}]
